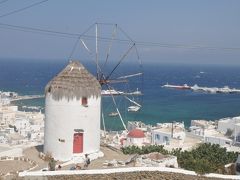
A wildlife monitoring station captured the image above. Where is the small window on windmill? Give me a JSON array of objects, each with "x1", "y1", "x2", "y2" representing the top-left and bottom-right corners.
[
  {"x1": 82, "y1": 97, "x2": 88, "y2": 107},
  {"x1": 58, "y1": 138, "x2": 65, "y2": 143}
]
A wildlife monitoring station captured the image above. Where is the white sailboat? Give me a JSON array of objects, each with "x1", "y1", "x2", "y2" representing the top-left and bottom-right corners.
[
  {"x1": 127, "y1": 106, "x2": 141, "y2": 112},
  {"x1": 108, "y1": 112, "x2": 118, "y2": 117},
  {"x1": 125, "y1": 96, "x2": 142, "y2": 112},
  {"x1": 124, "y1": 88, "x2": 143, "y2": 96}
]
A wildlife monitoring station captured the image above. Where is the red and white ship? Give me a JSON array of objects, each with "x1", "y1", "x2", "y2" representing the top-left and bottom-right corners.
[{"x1": 101, "y1": 89, "x2": 124, "y2": 96}]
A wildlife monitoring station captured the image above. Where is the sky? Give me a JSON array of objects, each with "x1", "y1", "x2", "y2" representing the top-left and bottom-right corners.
[{"x1": 0, "y1": 0, "x2": 240, "y2": 65}]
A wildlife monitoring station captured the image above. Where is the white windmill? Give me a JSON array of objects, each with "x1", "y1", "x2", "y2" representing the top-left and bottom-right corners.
[{"x1": 44, "y1": 61, "x2": 102, "y2": 161}]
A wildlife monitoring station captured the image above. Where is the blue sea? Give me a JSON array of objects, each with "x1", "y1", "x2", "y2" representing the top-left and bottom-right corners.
[{"x1": 1, "y1": 59, "x2": 240, "y2": 131}]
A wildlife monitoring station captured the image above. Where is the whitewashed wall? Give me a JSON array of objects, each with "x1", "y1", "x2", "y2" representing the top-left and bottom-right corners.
[
  {"x1": 127, "y1": 137, "x2": 145, "y2": 146},
  {"x1": 19, "y1": 167, "x2": 240, "y2": 179},
  {"x1": 44, "y1": 93, "x2": 101, "y2": 161},
  {"x1": 151, "y1": 130, "x2": 171, "y2": 145},
  {"x1": 218, "y1": 117, "x2": 240, "y2": 134},
  {"x1": 204, "y1": 135, "x2": 232, "y2": 146}
]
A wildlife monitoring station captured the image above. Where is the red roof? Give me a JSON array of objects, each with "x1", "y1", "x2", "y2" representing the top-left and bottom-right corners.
[{"x1": 127, "y1": 129, "x2": 145, "y2": 138}]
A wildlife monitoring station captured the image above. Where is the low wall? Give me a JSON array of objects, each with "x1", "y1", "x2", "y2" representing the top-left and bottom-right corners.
[{"x1": 19, "y1": 167, "x2": 240, "y2": 179}]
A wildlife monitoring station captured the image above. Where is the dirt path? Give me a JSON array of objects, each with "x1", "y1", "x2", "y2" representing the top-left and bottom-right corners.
[{"x1": 0, "y1": 160, "x2": 32, "y2": 176}]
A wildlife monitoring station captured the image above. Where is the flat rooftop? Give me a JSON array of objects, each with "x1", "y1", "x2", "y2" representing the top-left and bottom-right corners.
[{"x1": 152, "y1": 127, "x2": 184, "y2": 134}]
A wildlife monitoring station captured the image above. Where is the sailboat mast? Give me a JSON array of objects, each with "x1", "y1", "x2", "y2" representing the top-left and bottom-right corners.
[{"x1": 125, "y1": 96, "x2": 141, "y2": 107}]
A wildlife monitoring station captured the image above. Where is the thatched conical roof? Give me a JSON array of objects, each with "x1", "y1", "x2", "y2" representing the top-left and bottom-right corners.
[{"x1": 45, "y1": 61, "x2": 101, "y2": 101}]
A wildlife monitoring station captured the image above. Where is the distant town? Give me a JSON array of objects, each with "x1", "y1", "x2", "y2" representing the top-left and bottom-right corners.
[{"x1": 0, "y1": 90, "x2": 44, "y2": 148}]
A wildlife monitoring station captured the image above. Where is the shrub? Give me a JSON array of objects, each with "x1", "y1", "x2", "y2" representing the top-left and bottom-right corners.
[{"x1": 121, "y1": 143, "x2": 239, "y2": 174}]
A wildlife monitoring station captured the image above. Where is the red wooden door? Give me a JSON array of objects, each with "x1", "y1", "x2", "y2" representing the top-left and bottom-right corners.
[{"x1": 73, "y1": 133, "x2": 83, "y2": 153}]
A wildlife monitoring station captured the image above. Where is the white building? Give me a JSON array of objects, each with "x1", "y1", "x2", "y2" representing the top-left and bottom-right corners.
[
  {"x1": 14, "y1": 118, "x2": 31, "y2": 137},
  {"x1": 202, "y1": 125, "x2": 233, "y2": 146},
  {"x1": 127, "y1": 121, "x2": 149, "y2": 131},
  {"x1": 152, "y1": 128, "x2": 171, "y2": 145},
  {"x1": 217, "y1": 116, "x2": 240, "y2": 134},
  {"x1": 233, "y1": 123, "x2": 240, "y2": 144},
  {"x1": 152, "y1": 123, "x2": 185, "y2": 145},
  {"x1": 191, "y1": 119, "x2": 216, "y2": 129},
  {"x1": 44, "y1": 61, "x2": 102, "y2": 161},
  {"x1": 189, "y1": 126, "x2": 204, "y2": 136},
  {"x1": 205, "y1": 135, "x2": 233, "y2": 146},
  {"x1": 0, "y1": 105, "x2": 18, "y2": 127},
  {"x1": 14, "y1": 118, "x2": 30, "y2": 130},
  {"x1": 28, "y1": 112, "x2": 44, "y2": 126},
  {"x1": 189, "y1": 120, "x2": 216, "y2": 137},
  {"x1": 0, "y1": 97, "x2": 10, "y2": 106},
  {"x1": 125, "y1": 129, "x2": 147, "y2": 147}
]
